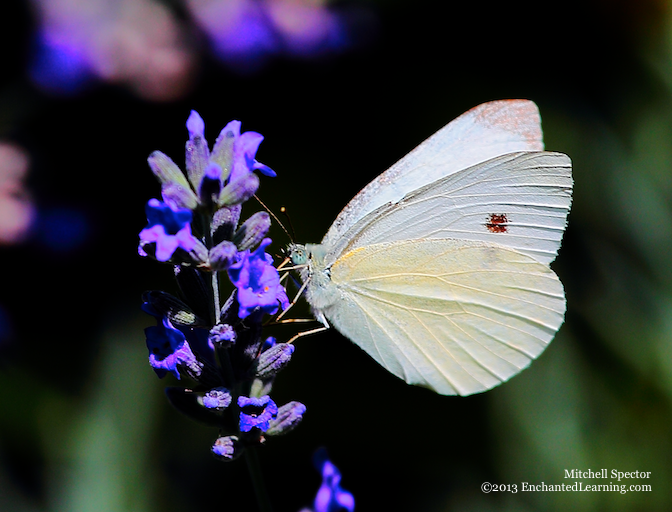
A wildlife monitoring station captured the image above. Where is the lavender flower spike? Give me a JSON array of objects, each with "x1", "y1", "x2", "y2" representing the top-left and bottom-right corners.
[{"x1": 139, "y1": 112, "x2": 311, "y2": 464}]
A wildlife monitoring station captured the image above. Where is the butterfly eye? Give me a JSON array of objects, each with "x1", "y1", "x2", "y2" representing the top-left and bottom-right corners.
[{"x1": 288, "y1": 245, "x2": 308, "y2": 266}]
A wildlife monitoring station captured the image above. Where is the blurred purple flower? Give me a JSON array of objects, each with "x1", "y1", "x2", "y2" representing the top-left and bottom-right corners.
[
  {"x1": 139, "y1": 199, "x2": 197, "y2": 262},
  {"x1": 196, "y1": 0, "x2": 276, "y2": 71},
  {"x1": 227, "y1": 238, "x2": 289, "y2": 319},
  {"x1": 238, "y1": 394, "x2": 278, "y2": 432},
  {"x1": 32, "y1": 206, "x2": 89, "y2": 253},
  {"x1": 29, "y1": 31, "x2": 92, "y2": 95},
  {"x1": 29, "y1": 0, "x2": 375, "y2": 97},
  {"x1": 313, "y1": 448, "x2": 355, "y2": 512},
  {"x1": 266, "y1": 0, "x2": 346, "y2": 56},
  {"x1": 186, "y1": 0, "x2": 349, "y2": 71}
]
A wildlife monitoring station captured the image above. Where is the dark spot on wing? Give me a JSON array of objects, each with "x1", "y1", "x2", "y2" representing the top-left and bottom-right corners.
[{"x1": 485, "y1": 213, "x2": 508, "y2": 233}]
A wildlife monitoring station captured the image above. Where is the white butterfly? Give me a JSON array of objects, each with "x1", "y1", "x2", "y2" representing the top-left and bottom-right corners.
[{"x1": 288, "y1": 100, "x2": 573, "y2": 396}]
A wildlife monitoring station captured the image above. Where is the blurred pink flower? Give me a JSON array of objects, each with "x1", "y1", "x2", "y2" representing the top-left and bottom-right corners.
[
  {"x1": 267, "y1": 0, "x2": 342, "y2": 54},
  {"x1": 0, "y1": 143, "x2": 34, "y2": 245},
  {"x1": 29, "y1": 0, "x2": 196, "y2": 101}
]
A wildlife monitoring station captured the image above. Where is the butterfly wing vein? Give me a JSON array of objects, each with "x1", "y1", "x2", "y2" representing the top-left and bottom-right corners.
[{"x1": 323, "y1": 239, "x2": 566, "y2": 395}]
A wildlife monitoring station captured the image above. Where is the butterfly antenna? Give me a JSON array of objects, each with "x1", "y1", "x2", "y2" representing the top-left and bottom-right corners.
[
  {"x1": 254, "y1": 195, "x2": 293, "y2": 242},
  {"x1": 279, "y1": 206, "x2": 297, "y2": 242}
]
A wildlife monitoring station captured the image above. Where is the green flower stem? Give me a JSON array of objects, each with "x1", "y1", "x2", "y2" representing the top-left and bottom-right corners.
[
  {"x1": 245, "y1": 446, "x2": 274, "y2": 512},
  {"x1": 201, "y1": 210, "x2": 271, "y2": 512},
  {"x1": 212, "y1": 270, "x2": 221, "y2": 324},
  {"x1": 200, "y1": 210, "x2": 221, "y2": 325}
]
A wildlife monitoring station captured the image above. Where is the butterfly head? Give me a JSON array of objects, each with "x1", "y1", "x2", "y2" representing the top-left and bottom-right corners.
[
  {"x1": 285, "y1": 243, "x2": 330, "y2": 284},
  {"x1": 287, "y1": 243, "x2": 309, "y2": 266}
]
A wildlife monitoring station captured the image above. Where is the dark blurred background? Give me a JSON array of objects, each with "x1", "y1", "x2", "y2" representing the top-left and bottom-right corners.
[{"x1": 1, "y1": 0, "x2": 671, "y2": 510}]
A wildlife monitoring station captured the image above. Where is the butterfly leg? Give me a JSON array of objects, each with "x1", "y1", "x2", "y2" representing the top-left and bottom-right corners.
[
  {"x1": 274, "y1": 277, "x2": 310, "y2": 322},
  {"x1": 275, "y1": 255, "x2": 291, "y2": 271},
  {"x1": 286, "y1": 326, "x2": 328, "y2": 344}
]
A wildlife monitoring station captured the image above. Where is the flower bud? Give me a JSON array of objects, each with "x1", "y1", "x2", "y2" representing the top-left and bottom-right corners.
[
  {"x1": 212, "y1": 435, "x2": 244, "y2": 461},
  {"x1": 211, "y1": 121, "x2": 240, "y2": 182},
  {"x1": 266, "y1": 401, "x2": 306, "y2": 436},
  {"x1": 161, "y1": 182, "x2": 198, "y2": 211},
  {"x1": 218, "y1": 172, "x2": 259, "y2": 206},
  {"x1": 209, "y1": 240, "x2": 238, "y2": 271},
  {"x1": 202, "y1": 386, "x2": 232, "y2": 410},
  {"x1": 148, "y1": 150, "x2": 185, "y2": 185},
  {"x1": 208, "y1": 323, "x2": 236, "y2": 347},
  {"x1": 211, "y1": 204, "x2": 241, "y2": 244},
  {"x1": 234, "y1": 211, "x2": 271, "y2": 251},
  {"x1": 255, "y1": 343, "x2": 295, "y2": 379},
  {"x1": 186, "y1": 110, "x2": 205, "y2": 137},
  {"x1": 185, "y1": 238, "x2": 209, "y2": 267},
  {"x1": 185, "y1": 111, "x2": 210, "y2": 189},
  {"x1": 199, "y1": 162, "x2": 222, "y2": 209},
  {"x1": 250, "y1": 377, "x2": 273, "y2": 398},
  {"x1": 148, "y1": 151, "x2": 198, "y2": 209}
]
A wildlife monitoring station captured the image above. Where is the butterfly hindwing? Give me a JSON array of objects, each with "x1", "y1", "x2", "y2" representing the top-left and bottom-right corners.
[{"x1": 322, "y1": 238, "x2": 566, "y2": 396}]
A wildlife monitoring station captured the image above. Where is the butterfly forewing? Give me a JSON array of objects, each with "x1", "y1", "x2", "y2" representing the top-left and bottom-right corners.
[
  {"x1": 322, "y1": 239, "x2": 566, "y2": 396},
  {"x1": 322, "y1": 100, "x2": 545, "y2": 249},
  {"x1": 325, "y1": 152, "x2": 572, "y2": 266}
]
